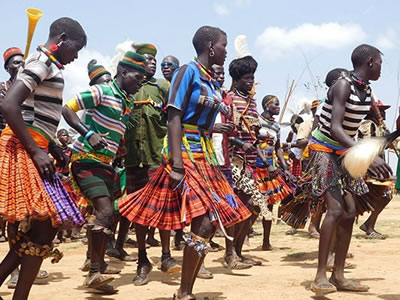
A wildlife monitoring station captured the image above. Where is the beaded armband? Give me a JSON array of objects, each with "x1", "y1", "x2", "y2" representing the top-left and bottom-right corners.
[{"x1": 185, "y1": 232, "x2": 209, "y2": 256}]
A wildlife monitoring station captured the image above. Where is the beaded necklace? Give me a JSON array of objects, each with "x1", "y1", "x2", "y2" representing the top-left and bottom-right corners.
[
  {"x1": 192, "y1": 58, "x2": 221, "y2": 105},
  {"x1": 192, "y1": 58, "x2": 216, "y2": 88},
  {"x1": 350, "y1": 72, "x2": 369, "y2": 90},
  {"x1": 38, "y1": 45, "x2": 64, "y2": 70}
]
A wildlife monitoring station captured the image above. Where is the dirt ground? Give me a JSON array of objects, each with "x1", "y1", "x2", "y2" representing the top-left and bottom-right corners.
[{"x1": 0, "y1": 197, "x2": 399, "y2": 300}]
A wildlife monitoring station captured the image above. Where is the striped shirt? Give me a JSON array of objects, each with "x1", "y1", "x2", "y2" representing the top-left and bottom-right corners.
[
  {"x1": 318, "y1": 76, "x2": 371, "y2": 140},
  {"x1": 167, "y1": 60, "x2": 222, "y2": 131},
  {"x1": 17, "y1": 50, "x2": 64, "y2": 139},
  {"x1": 72, "y1": 80, "x2": 133, "y2": 159},
  {"x1": 229, "y1": 91, "x2": 260, "y2": 168}
]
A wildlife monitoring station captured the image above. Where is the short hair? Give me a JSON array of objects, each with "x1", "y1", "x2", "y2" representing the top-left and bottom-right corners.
[
  {"x1": 163, "y1": 55, "x2": 179, "y2": 66},
  {"x1": 49, "y1": 17, "x2": 87, "y2": 47},
  {"x1": 351, "y1": 44, "x2": 382, "y2": 69},
  {"x1": 192, "y1": 26, "x2": 226, "y2": 55},
  {"x1": 325, "y1": 68, "x2": 348, "y2": 87},
  {"x1": 228, "y1": 55, "x2": 258, "y2": 81},
  {"x1": 261, "y1": 95, "x2": 277, "y2": 109}
]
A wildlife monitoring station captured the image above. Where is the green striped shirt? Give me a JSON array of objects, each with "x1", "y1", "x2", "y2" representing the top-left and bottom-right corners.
[{"x1": 72, "y1": 80, "x2": 133, "y2": 159}]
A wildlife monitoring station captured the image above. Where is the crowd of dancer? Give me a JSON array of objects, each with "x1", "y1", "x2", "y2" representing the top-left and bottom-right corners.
[{"x1": 0, "y1": 16, "x2": 396, "y2": 300}]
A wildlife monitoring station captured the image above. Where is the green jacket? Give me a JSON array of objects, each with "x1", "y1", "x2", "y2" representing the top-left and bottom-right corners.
[{"x1": 125, "y1": 77, "x2": 169, "y2": 167}]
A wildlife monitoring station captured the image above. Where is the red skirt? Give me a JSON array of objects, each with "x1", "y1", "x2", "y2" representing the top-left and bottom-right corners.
[
  {"x1": 255, "y1": 167, "x2": 294, "y2": 204},
  {"x1": 118, "y1": 153, "x2": 251, "y2": 230}
]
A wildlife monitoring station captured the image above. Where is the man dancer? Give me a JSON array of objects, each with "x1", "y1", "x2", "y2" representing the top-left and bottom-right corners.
[
  {"x1": 63, "y1": 51, "x2": 146, "y2": 293},
  {"x1": 124, "y1": 43, "x2": 180, "y2": 286},
  {"x1": 309, "y1": 44, "x2": 391, "y2": 294}
]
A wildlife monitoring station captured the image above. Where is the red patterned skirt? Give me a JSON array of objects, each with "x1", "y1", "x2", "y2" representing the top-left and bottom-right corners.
[
  {"x1": 118, "y1": 152, "x2": 251, "y2": 230},
  {"x1": 255, "y1": 167, "x2": 294, "y2": 205},
  {"x1": 0, "y1": 133, "x2": 84, "y2": 228}
]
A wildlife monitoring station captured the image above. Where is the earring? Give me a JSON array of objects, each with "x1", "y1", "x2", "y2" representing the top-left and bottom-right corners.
[
  {"x1": 49, "y1": 44, "x2": 59, "y2": 52},
  {"x1": 369, "y1": 63, "x2": 373, "y2": 67},
  {"x1": 209, "y1": 50, "x2": 215, "y2": 57}
]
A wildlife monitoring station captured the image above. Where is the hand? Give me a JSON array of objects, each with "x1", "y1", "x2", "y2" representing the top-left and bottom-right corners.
[
  {"x1": 243, "y1": 142, "x2": 256, "y2": 153},
  {"x1": 267, "y1": 165, "x2": 276, "y2": 175},
  {"x1": 169, "y1": 169, "x2": 184, "y2": 190},
  {"x1": 49, "y1": 141, "x2": 68, "y2": 169},
  {"x1": 368, "y1": 156, "x2": 392, "y2": 179},
  {"x1": 213, "y1": 123, "x2": 234, "y2": 134},
  {"x1": 31, "y1": 149, "x2": 56, "y2": 181},
  {"x1": 284, "y1": 169, "x2": 296, "y2": 182},
  {"x1": 88, "y1": 132, "x2": 109, "y2": 151},
  {"x1": 116, "y1": 144, "x2": 127, "y2": 158}
]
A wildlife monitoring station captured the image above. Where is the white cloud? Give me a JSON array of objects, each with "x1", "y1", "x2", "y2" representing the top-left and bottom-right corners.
[
  {"x1": 375, "y1": 29, "x2": 397, "y2": 50},
  {"x1": 62, "y1": 49, "x2": 111, "y2": 104},
  {"x1": 59, "y1": 40, "x2": 135, "y2": 129},
  {"x1": 256, "y1": 23, "x2": 366, "y2": 59},
  {"x1": 214, "y1": 3, "x2": 230, "y2": 16}
]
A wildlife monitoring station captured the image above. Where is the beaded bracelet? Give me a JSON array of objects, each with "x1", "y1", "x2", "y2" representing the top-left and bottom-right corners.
[
  {"x1": 172, "y1": 166, "x2": 185, "y2": 174},
  {"x1": 84, "y1": 130, "x2": 95, "y2": 140}
]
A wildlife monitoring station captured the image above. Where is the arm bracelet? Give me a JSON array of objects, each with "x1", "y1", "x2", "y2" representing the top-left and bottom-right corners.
[
  {"x1": 84, "y1": 130, "x2": 95, "y2": 140},
  {"x1": 172, "y1": 166, "x2": 185, "y2": 174}
]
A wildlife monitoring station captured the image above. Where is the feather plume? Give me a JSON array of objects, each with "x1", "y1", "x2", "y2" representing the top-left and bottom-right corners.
[
  {"x1": 296, "y1": 98, "x2": 312, "y2": 115},
  {"x1": 234, "y1": 35, "x2": 251, "y2": 58},
  {"x1": 109, "y1": 40, "x2": 136, "y2": 75},
  {"x1": 342, "y1": 137, "x2": 385, "y2": 178}
]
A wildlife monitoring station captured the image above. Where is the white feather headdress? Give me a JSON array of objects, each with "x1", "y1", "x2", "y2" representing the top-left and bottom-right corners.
[
  {"x1": 109, "y1": 40, "x2": 136, "y2": 75},
  {"x1": 234, "y1": 35, "x2": 251, "y2": 58}
]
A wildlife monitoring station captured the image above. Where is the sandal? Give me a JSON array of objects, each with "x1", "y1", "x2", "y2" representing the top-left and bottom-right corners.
[
  {"x1": 93, "y1": 283, "x2": 118, "y2": 294},
  {"x1": 224, "y1": 255, "x2": 252, "y2": 270},
  {"x1": 173, "y1": 290, "x2": 196, "y2": 300},
  {"x1": 7, "y1": 273, "x2": 18, "y2": 289},
  {"x1": 365, "y1": 231, "x2": 387, "y2": 240},
  {"x1": 36, "y1": 270, "x2": 49, "y2": 280},
  {"x1": 84, "y1": 272, "x2": 114, "y2": 289},
  {"x1": 310, "y1": 281, "x2": 337, "y2": 295},
  {"x1": 329, "y1": 277, "x2": 369, "y2": 292},
  {"x1": 240, "y1": 257, "x2": 262, "y2": 266}
]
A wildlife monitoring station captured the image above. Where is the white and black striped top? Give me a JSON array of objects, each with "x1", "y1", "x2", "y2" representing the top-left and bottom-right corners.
[
  {"x1": 17, "y1": 50, "x2": 64, "y2": 139},
  {"x1": 318, "y1": 76, "x2": 371, "y2": 140}
]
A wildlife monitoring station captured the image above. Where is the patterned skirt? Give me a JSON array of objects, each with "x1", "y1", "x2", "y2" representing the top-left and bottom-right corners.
[
  {"x1": 279, "y1": 173, "x2": 325, "y2": 229},
  {"x1": 307, "y1": 150, "x2": 368, "y2": 197},
  {"x1": 354, "y1": 181, "x2": 393, "y2": 216},
  {"x1": 255, "y1": 167, "x2": 294, "y2": 205},
  {"x1": 118, "y1": 153, "x2": 251, "y2": 231},
  {"x1": 231, "y1": 156, "x2": 272, "y2": 219},
  {"x1": 0, "y1": 134, "x2": 84, "y2": 228}
]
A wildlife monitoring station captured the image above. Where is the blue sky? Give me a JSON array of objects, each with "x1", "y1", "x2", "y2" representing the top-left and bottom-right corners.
[{"x1": 2, "y1": 1, "x2": 400, "y2": 160}]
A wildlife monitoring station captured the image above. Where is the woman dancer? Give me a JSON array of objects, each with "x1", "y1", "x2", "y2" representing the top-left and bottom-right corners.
[
  {"x1": 256, "y1": 95, "x2": 295, "y2": 250},
  {"x1": 0, "y1": 17, "x2": 87, "y2": 300},
  {"x1": 119, "y1": 25, "x2": 251, "y2": 299}
]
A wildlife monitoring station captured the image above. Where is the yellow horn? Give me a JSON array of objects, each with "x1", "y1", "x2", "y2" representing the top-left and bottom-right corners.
[{"x1": 24, "y1": 8, "x2": 43, "y2": 59}]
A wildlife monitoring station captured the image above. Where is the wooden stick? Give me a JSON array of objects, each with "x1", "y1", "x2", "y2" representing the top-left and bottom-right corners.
[{"x1": 279, "y1": 79, "x2": 295, "y2": 124}]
